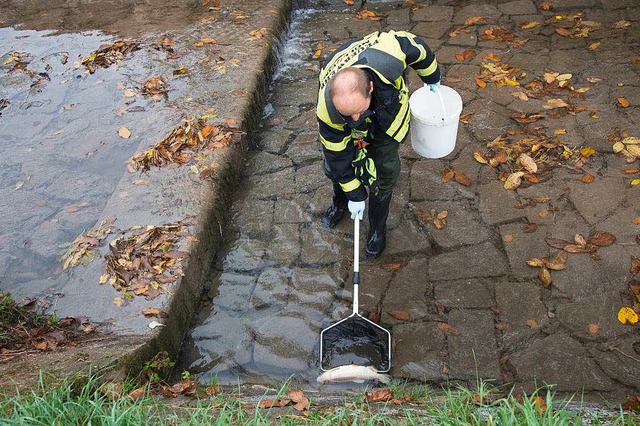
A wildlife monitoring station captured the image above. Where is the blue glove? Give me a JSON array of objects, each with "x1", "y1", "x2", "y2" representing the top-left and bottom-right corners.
[
  {"x1": 348, "y1": 200, "x2": 365, "y2": 220},
  {"x1": 426, "y1": 81, "x2": 440, "y2": 93}
]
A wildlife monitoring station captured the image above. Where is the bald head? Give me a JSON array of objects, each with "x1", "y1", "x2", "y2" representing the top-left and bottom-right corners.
[{"x1": 328, "y1": 67, "x2": 373, "y2": 121}]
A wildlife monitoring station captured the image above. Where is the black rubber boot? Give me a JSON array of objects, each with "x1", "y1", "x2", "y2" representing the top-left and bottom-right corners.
[
  {"x1": 321, "y1": 182, "x2": 348, "y2": 229},
  {"x1": 365, "y1": 193, "x2": 391, "y2": 259}
]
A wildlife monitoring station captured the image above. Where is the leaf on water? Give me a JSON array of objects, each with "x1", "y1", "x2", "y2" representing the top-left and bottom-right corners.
[
  {"x1": 588, "y1": 231, "x2": 616, "y2": 247},
  {"x1": 437, "y1": 322, "x2": 459, "y2": 336},
  {"x1": 618, "y1": 97, "x2": 630, "y2": 108},
  {"x1": 142, "y1": 308, "x2": 162, "y2": 317},
  {"x1": 118, "y1": 127, "x2": 131, "y2": 139},
  {"x1": 618, "y1": 307, "x2": 639, "y2": 324},
  {"x1": 389, "y1": 310, "x2": 410, "y2": 321}
]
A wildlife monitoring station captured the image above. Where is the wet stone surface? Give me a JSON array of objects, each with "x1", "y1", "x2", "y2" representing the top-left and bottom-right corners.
[{"x1": 179, "y1": 0, "x2": 640, "y2": 402}]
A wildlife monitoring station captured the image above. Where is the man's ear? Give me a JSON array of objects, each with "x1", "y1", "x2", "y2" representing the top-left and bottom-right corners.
[{"x1": 369, "y1": 81, "x2": 374, "y2": 94}]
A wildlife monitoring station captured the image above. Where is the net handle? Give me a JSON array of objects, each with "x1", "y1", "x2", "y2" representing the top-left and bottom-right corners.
[{"x1": 352, "y1": 217, "x2": 360, "y2": 314}]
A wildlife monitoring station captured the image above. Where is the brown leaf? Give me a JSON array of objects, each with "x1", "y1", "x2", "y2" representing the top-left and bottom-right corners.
[
  {"x1": 588, "y1": 231, "x2": 616, "y2": 247},
  {"x1": 454, "y1": 170, "x2": 472, "y2": 186},
  {"x1": 523, "y1": 223, "x2": 538, "y2": 233},
  {"x1": 581, "y1": 173, "x2": 596, "y2": 183},
  {"x1": 538, "y1": 267, "x2": 552, "y2": 287},
  {"x1": 588, "y1": 323, "x2": 599, "y2": 334},
  {"x1": 127, "y1": 386, "x2": 146, "y2": 400},
  {"x1": 475, "y1": 77, "x2": 487, "y2": 88},
  {"x1": 381, "y1": 262, "x2": 402, "y2": 271},
  {"x1": 545, "y1": 251, "x2": 567, "y2": 270},
  {"x1": 142, "y1": 308, "x2": 162, "y2": 317},
  {"x1": 519, "y1": 153, "x2": 538, "y2": 173},
  {"x1": 366, "y1": 389, "x2": 394, "y2": 403},
  {"x1": 259, "y1": 398, "x2": 291, "y2": 409},
  {"x1": 437, "y1": 322, "x2": 459, "y2": 336},
  {"x1": 389, "y1": 310, "x2": 410, "y2": 321},
  {"x1": 634, "y1": 217, "x2": 640, "y2": 225},
  {"x1": 618, "y1": 97, "x2": 630, "y2": 108},
  {"x1": 527, "y1": 319, "x2": 539, "y2": 329},
  {"x1": 526, "y1": 258, "x2": 545, "y2": 268},
  {"x1": 289, "y1": 390, "x2": 310, "y2": 412},
  {"x1": 441, "y1": 168, "x2": 455, "y2": 183},
  {"x1": 504, "y1": 172, "x2": 525, "y2": 190},
  {"x1": 574, "y1": 234, "x2": 588, "y2": 245},
  {"x1": 495, "y1": 322, "x2": 511, "y2": 331}
]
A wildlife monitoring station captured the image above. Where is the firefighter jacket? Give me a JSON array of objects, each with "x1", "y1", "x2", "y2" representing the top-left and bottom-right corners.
[{"x1": 316, "y1": 30, "x2": 440, "y2": 201}]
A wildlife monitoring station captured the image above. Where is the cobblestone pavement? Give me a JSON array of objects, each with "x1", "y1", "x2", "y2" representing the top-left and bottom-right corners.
[{"x1": 179, "y1": 0, "x2": 640, "y2": 402}]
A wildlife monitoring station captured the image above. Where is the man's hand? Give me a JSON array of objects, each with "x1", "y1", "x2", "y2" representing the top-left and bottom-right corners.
[
  {"x1": 348, "y1": 200, "x2": 365, "y2": 220},
  {"x1": 425, "y1": 81, "x2": 440, "y2": 93}
]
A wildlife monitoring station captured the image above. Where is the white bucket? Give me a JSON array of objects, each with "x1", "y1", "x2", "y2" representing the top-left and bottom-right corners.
[{"x1": 409, "y1": 85, "x2": 463, "y2": 158}]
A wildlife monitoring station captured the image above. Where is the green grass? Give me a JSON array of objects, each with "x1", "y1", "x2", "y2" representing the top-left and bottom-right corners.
[{"x1": 0, "y1": 371, "x2": 637, "y2": 425}]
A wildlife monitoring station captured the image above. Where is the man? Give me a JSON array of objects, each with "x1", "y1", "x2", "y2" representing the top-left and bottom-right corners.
[{"x1": 316, "y1": 30, "x2": 440, "y2": 258}]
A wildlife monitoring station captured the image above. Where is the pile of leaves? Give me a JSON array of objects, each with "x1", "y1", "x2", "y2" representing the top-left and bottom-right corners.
[
  {"x1": 612, "y1": 134, "x2": 640, "y2": 164},
  {"x1": 3, "y1": 51, "x2": 32, "y2": 73},
  {"x1": 0, "y1": 293, "x2": 98, "y2": 354},
  {"x1": 141, "y1": 76, "x2": 169, "y2": 98},
  {"x1": 415, "y1": 208, "x2": 448, "y2": 229},
  {"x1": 473, "y1": 132, "x2": 596, "y2": 190},
  {"x1": 527, "y1": 231, "x2": 616, "y2": 287},
  {"x1": 101, "y1": 222, "x2": 190, "y2": 305},
  {"x1": 128, "y1": 118, "x2": 240, "y2": 173},
  {"x1": 81, "y1": 40, "x2": 141, "y2": 73},
  {"x1": 618, "y1": 257, "x2": 640, "y2": 325},
  {"x1": 547, "y1": 13, "x2": 601, "y2": 38},
  {"x1": 479, "y1": 27, "x2": 528, "y2": 48},
  {"x1": 59, "y1": 219, "x2": 113, "y2": 270},
  {"x1": 475, "y1": 54, "x2": 522, "y2": 88}
]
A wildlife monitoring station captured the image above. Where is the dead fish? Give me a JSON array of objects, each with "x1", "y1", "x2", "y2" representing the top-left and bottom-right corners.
[{"x1": 316, "y1": 365, "x2": 390, "y2": 384}]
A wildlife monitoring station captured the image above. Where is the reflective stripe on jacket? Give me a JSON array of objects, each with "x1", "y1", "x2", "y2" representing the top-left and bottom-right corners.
[{"x1": 316, "y1": 31, "x2": 439, "y2": 200}]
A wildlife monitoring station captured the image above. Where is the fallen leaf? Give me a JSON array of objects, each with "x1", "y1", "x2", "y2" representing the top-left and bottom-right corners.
[
  {"x1": 589, "y1": 42, "x2": 601, "y2": 50},
  {"x1": 633, "y1": 217, "x2": 640, "y2": 225},
  {"x1": 618, "y1": 97, "x2": 630, "y2": 108},
  {"x1": 289, "y1": 390, "x2": 310, "y2": 412},
  {"x1": 366, "y1": 389, "x2": 394, "y2": 403},
  {"x1": 504, "y1": 171, "x2": 525, "y2": 190},
  {"x1": 124, "y1": 88, "x2": 136, "y2": 97},
  {"x1": 588, "y1": 230, "x2": 616, "y2": 247},
  {"x1": 389, "y1": 310, "x2": 410, "y2": 321},
  {"x1": 511, "y1": 91, "x2": 529, "y2": 101},
  {"x1": 544, "y1": 98, "x2": 569, "y2": 109},
  {"x1": 143, "y1": 308, "x2": 162, "y2": 317},
  {"x1": 128, "y1": 386, "x2": 146, "y2": 400},
  {"x1": 538, "y1": 267, "x2": 552, "y2": 287},
  {"x1": 618, "y1": 307, "x2": 639, "y2": 324},
  {"x1": 118, "y1": 127, "x2": 131, "y2": 139},
  {"x1": 475, "y1": 77, "x2": 487, "y2": 88},
  {"x1": 441, "y1": 168, "x2": 455, "y2": 183},
  {"x1": 113, "y1": 297, "x2": 125, "y2": 307},
  {"x1": 519, "y1": 21, "x2": 540, "y2": 29},
  {"x1": 545, "y1": 251, "x2": 567, "y2": 270},
  {"x1": 540, "y1": 2, "x2": 552, "y2": 10},
  {"x1": 495, "y1": 322, "x2": 511, "y2": 331},
  {"x1": 503, "y1": 234, "x2": 514, "y2": 243},
  {"x1": 523, "y1": 223, "x2": 538, "y2": 233},
  {"x1": 259, "y1": 398, "x2": 291, "y2": 409},
  {"x1": 588, "y1": 323, "x2": 599, "y2": 334},
  {"x1": 454, "y1": 170, "x2": 472, "y2": 186},
  {"x1": 519, "y1": 153, "x2": 538, "y2": 173},
  {"x1": 437, "y1": 322, "x2": 459, "y2": 336},
  {"x1": 582, "y1": 173, "x2": 596, "y2": 183},
  {"x1": 613, "y1": 20, "x2": 631, "y2": 29},
  {"x1": 533, "y1": 396, "x2": 547, "y2": 414}
]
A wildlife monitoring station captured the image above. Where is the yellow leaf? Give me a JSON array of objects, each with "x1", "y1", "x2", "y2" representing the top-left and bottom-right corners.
[
  {"x1": 622, "y1": 137, "x2": 640, "y2": 145},
  {"x1": 540, "y1": 2, "x2": 552, "y2": 10},
  {"x1": 554, "y1": 129, "x2": 567, "y2": 135},
  {"x1": 473, "y1": 151, "x2": 488, "y2": 164},
  {"x1": 544, "y1": 98, "x2": 569, "y2": 109},
  {"x1": 538, "y1": 267, "x2": 552, "y2": 287},
  {"x1": 556, "y1": 73, "x2": 572, "y2": 81},
  {"x1": 527, "y1": 258, "x2": 545, "y2": 268},
  {"x1": 589, "y1": 42, "x2": 601, "y2": 50},
  {"x1": 618, "y1": 307, "x2": 639, "y2": 324},
  {"x1": 612, "y1": 141, "x2": 625, "y2": 153},
  {"x1": 618, "y1": 97, "x2": 630, "y2": 108},
  {"x1": 504, "y1": 171, "x2": 525, "y2": 190},
  {"x1": 99, "y1": 274, "x2": 108, "y2": 284},
  {"x1": 475, "y1": 77, "x2": 487, "y2": 88},
  {"x1": 631, "y1": 179, "x2": 640, "y2": 186},
  {"x1": 627, "y1": 145, "x2": 640, "y2": 158},
  {"x1": 579, "y1": 147, "x2": 596, "y2": 157},
  {"x1": 518, "y1": 21, "x2": 540, "y2": 29},
  {"x1": 118, "y1": 127, "x2": 131, "y2": 139}
]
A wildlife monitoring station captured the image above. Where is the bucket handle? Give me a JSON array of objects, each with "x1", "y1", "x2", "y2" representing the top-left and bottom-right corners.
[{"x1": 436, "y1": 88, "x2": 446, "y2": 122}]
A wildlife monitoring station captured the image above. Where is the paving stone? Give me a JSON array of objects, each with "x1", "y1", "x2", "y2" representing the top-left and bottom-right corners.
[
  {"x1": 300, "y1": 226, "x2": 347, "y2": 265},
  {"x1": 189, "y1": 309, "x2": 253, "y2": 366},
  {"x1": 409, "y1": 158, "x2": 457, "y2": 201},
  {"x1": 286, "y1": 132, "x2": 321, "y2": 166},
  {"x1": 589, "y1": 337, "x2": 640, "y2": 390},
  {"x1": 464, "y1": 98, "x2": 514, "y2": 142},
  {"x1": 447, "y1": 30, "x2": 478, "y2": 47},
  {"x1": 252, "y1": 313, "x2": 318, "y2": 368},
  {"x1": 449, "y1": 143, "x2": 487, "y2": 196},
  {"x1": 430, "y1": 241, "x2": 509, "y2": 281},
  {"x1": 257, "y1": 127, "x2": 292, "y2": 153},
  {"x1": 308, "y1": 182, "x2": 333, "y2": 216},
  {"x1": 353, "y1": 262, "x2": 393, "y2": 314},
  {"x1": 274, "y1": 195, "x2": 311, "y2": 223},
  {"x1": 411, "y1": 21, "x2": 453, "y2": 40},
  {"x1": 270, "y1": 80, "x2": 320, "y2": 107},
  {"x1": 509, "y1": 332, "x2": 614, "y2": 392},
  {"x1": 498, "y1": 0, "x2": 537, "y2": 16},
  {"x1": 534, "y1": 203, "x2": 589, "y2": 237},
  {"x1": 385, "y1": 8, "x2": 411, "y2": 28},
  {"x1": 247, "y1": 168, "x2": 295, "y2": 199},
  {"x1": 251, "y1": 268, "x2": 290, "y2": 310},
  {"x1": 220, "y1": 238, "x2": 267, "y2": 273},
  {"x1": 231, "y1": 199, "x2": 274, "y2": 239},
  {"x1": 245, "y1": 150, "x2": 293, "y2": 175},
  {"x1": 598, "y1": 207, "x2": 640, "y2": 245},
  {"x1": 478, "y1": 83, "x2": 521, "y2": 107},
  {"x1": 495, "y1": 281, "x2": 548, "y2": 349},
  {"x1": 381, "y1": 257, "x2": 430, "y2": 324},
  {"x1": 445, "y1": 64, "x2": 482, "y2": 94},
  {"x1": 447, "y1": 309, "x2": 501, "y2": 381},
  {"x1": 285, "y1": 108, "x2": 316, "y2": 130},
  {"x1": 385, "y1": 216, "x2": 432, "y2": 256},
  {"x1": 434, "y1": 278, "x2": 494, "y2": 309},
  {"x1": 265, "y1": 223, "x2": 300, "y2": 266},
  {"x1": 567, "y1": 176, "x2": 628, "y2": 225},
  {"x1": 295, "y1": 163, "x2": 325, "y2": 193},
  {"x1": 477, "y1": 180, "x2": 526, "y2": 225},
  {"x1": 209, "y1": 272, "x2": 257, "y2": 312},
  {"x1": 453, "y1": 4, "x2": 503, "y2": 25},
  {"x1": 392, "y1": 321, "x2": 446, "y2": 381},
  {"x1": 556, "y1": 291, "x2": 632, "y2": 342},
  {"x1": 413, "y1": 200, "x2": 491, "y2": 249},
  {"x1": 550, "y1": 0, "x2": 597, "y2": 9},
  {"x1": 412, "y1": 5, "x2": 454, "y2": 22}
]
